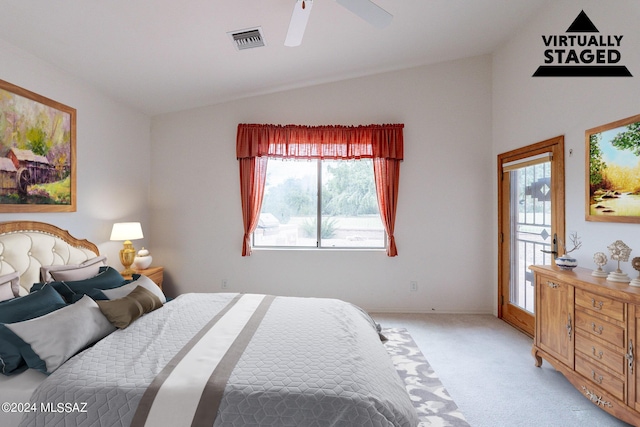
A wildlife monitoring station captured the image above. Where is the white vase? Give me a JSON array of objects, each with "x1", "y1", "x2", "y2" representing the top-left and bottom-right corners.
[
  {"x1": 556, "y1": 255, "x2": 577, "y2": 271},
  {"x1": 133, "y1": 247, "x2": 152, "y2": 270}
]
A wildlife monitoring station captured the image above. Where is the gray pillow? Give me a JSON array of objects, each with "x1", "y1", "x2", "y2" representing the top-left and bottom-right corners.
[
  {"x1": 41, "y1": 255, "x2": 107, "y2": 283},
  {"x1": 0, "y1": 272, "x2": 20, "y2": 302},
  {"x1": 4, "y1": 295, "x2": 115, "y2": 374},
  {"x1": 101, "y1": 274, "x2": 166, "y2": 303}
]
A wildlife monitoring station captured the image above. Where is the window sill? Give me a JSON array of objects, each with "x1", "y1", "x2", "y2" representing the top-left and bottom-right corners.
[{"x1": 251, "y1": 247, "x2": 386, "y2": 253}]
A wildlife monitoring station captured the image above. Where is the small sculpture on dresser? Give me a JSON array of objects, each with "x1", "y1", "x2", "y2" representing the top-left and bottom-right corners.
[
  {"x1": 631, "y1": 257, "x2": 640, "y2": 287},
  {"x1": 555, "y1": 232, "x2": 581, "y2": 271},
  {"x1": 592, "y1": 252, "x2": 608, "y2": 277},
  {"x1": 607, "y1": 240, "x2": 631, "y2": 283}
]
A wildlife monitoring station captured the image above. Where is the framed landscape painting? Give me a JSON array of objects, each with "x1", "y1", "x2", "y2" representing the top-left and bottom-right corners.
[
  {"x1": 586, "y1": 113, "x2": 640, "y2": 223},
  {"x1": 0, "y1": 79, "x2": 76, "y2": 212}
]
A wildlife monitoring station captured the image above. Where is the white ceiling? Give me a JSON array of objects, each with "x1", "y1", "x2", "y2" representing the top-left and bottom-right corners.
[{"x1": 0, "y1": 0, "x2": 550, "y2": 116}]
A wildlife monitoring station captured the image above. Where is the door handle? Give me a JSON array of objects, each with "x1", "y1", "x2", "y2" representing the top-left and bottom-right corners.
[{"x1": 541, "y1": 233, "x2": 558, "y2": 259}]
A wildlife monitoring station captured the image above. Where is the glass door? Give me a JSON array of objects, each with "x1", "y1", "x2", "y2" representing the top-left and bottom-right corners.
[
  {"x1": 509, "y1": 159, "x2": 553, "y2": 313},
  {"x1": 498, "y1": 137, "x2": 565, "y2": 336}
]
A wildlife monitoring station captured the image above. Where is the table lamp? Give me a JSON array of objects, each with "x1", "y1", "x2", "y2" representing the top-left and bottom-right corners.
[{"x1": 110, "y1": 222, "x2": 143, "y2": 276}]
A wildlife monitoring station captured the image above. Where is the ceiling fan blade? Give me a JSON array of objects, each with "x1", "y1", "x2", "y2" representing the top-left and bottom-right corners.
[
  {"x1": 285, "y1": 0, "x2": 314, "y2": 47},
  {"x1": 335, "y1": 0, "x2": 392, "y2": 28}
]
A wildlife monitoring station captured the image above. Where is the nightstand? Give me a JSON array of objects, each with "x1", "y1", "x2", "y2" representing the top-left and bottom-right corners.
[{"x1": 123, "y1": 266, "x2": 164, "y2": 289}]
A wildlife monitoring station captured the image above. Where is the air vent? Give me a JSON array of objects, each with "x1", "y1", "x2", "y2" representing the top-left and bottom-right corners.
[{"x1": 228, "y1": 27, "x2": 265, "y2": 51}]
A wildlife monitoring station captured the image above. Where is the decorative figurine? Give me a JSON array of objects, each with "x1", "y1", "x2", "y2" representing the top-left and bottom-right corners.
[
  {"x1": 555, "y1": 232, "x2": 581, "y2": 271},
  {"x1": 631, "y1": 257, "x2": 640, "y2": 287},
  {"x1": 591, "y1": 252, "x2": 608, "y2": 277},
  {"x1": 607, "y1": 240, "x2": 631, "y2": 283}
]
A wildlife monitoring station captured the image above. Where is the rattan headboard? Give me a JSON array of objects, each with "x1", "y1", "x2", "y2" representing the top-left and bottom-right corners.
[{"x1": 0, "y1": 221, "x2": 100, "y2": 295}]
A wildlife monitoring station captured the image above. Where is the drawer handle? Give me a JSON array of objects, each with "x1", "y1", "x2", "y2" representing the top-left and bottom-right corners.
[
  {"x1": 582, "y1": 386, "x2": 612, "y2": 408},
  {"x1": 591, "y1": 346, "x2": 603, "y2": 359},
  {"x1": 547, "y1": 281, "x2": 559, "y2": 289},
  {"x1": 591, "y1": 298, "x2": 604, "y2": 310},
  {"x1": 591, "y1": 370, "x2": 603, "y2": 384},
  {"x1": 591, "y1": 322, "x2": 604, "y2": 335}
]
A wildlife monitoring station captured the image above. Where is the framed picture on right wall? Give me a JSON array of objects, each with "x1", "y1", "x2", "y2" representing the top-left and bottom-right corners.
[{"x1": 587, "y1": 113, "x2": 640, "y2": 223}]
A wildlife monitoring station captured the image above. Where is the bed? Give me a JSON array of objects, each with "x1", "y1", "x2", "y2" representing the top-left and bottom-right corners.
[{"x1": 0, "y1": 221, "x2": 419, "y2": 427}]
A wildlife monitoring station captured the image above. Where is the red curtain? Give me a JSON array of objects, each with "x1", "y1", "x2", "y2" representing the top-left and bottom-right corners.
[
  {"x1": 238, "y1": 156, "x2": 268, "y2": 256},
  {"x1": 236, "y1": 123, "x2": 403, "y2": 256},
  {"x1": 373, "y1": 158, "x2": 400, "y2": 256}
]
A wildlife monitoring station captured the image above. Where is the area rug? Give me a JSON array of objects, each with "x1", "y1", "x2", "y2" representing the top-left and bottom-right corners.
[{"x1": 383, "y1": 328, "x2": 470, "y2": 427}]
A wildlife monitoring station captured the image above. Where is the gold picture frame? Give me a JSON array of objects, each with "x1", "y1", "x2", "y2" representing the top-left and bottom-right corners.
[
  {"x1": 586, "y1": 113, "x2": 640, "y2": 223},
  {"x1": 0, "y1": 79, "x2": 76, "y2": 212}
]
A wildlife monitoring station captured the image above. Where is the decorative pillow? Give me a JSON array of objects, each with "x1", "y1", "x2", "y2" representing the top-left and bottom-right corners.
[
  {"x1": 40, "y1": 255, "x2": 107, "y2": 283},
  {"x1": 0, "y1": 285, "x2": 67, "y2": 324},
  {"x1": 0, "y1": 272, "x2": 20, "y2": 302},
  {"x1": 49, "y1": 261, "x2": 103, "y2": 282},
  {"x1": 101, "y1": 275, "x2": 166, "y2": 304},
  {"x1": 0, "y1": 328, "x2": 28, "y2": 375},
  {"x1": 97, "y1": 286, "x2": 163, "y2": 329},
  {"x1": 33, "y1": 266, "x2": 128, "y2": 303},
  {"x1": 0, "y1": 283, "x2": 13, "y2": 302},
  {"x1": 0, "y1": 285, "x2": 68, "y2": 375},
  {"x1": 1, "y1": 295, "x2": 115, "y2": 374}
]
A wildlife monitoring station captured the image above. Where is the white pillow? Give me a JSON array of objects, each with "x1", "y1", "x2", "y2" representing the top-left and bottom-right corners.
[
  {"x1": 0, "y1": 272, "x2": 20, "y2": 302},
  {"x1": 5, "y1": 295, "x2": 116, "y2": 374},
  {"x1": 101, "y1": 274, "x2": 166, "y2": 304},
  {"x1": 41, "y1": 255, "x2": 107, "y2": 283}
]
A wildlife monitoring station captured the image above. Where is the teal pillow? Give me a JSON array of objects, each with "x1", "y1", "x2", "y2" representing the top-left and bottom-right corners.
[
  {"x1": 0, "y1": 285, "x2": 67, "y2": 324},
  {"x1": 0, "y1": 323, "x2": 28, "y2": 375},
  {"x1": 66, "y1": 266, "x2": 125, "y2": 289},
  {"x1": 0, "y1": 286, "x2": 68, "y2": 375},
  {"x1": 38, "y1": 267, "x2": 128, "y2": 303},
  {"x1": 0, "y1": 325, "x2": 29, "y2": 375}
]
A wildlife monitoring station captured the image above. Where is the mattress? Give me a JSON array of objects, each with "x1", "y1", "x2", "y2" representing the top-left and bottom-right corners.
[{"x1": 9, "y1": 293, "x2": 418, "y2": 427}]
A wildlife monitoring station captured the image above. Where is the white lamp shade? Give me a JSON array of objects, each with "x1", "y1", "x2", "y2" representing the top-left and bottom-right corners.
[{"x1": 110, "y1": 222, "x2": 144, "y2": 241}]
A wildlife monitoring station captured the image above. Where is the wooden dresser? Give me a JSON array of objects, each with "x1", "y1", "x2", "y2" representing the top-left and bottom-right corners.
[{"x1": 531, "y1": 265, "x2": 640, "y2": 425}]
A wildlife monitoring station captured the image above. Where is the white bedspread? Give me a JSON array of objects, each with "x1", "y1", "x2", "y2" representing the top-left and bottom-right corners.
[{"x1": 0, "y1": 369, "x2": 47, "y2": 426}]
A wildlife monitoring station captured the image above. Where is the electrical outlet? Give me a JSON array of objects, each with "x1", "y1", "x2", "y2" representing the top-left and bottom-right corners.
[
  {"x1": 221, "y1": 279, "x2": 228, "y2": 289},
  {"x1": 410, "y1": 281, "x2": 418, "y2": 292}
]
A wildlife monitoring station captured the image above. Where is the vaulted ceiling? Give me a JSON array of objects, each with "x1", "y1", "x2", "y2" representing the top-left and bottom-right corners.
[{"x1": 0, "y1": 0, "x2": 550, "y2": 115}]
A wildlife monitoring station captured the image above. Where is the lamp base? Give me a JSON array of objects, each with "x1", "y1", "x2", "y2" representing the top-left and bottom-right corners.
[
  {"x1": 120, "y1": 267, "x2": 137, "y2": 276},
  {"x1": 119, "y1": 240, "x2": 137, "y2": 277}
]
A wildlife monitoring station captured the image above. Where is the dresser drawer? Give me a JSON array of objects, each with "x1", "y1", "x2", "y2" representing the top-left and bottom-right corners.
[
  {"x1": 575, "y1": 331, "x2": 625, "y2": 375},
  {"x1": 575, "y1": 288, "x2": 624, "y2": 322},
  {"x1": 575, "y1": 355, "x2": 625, "y2": 401},
  {"x1": 575, "y1": 310, "x2": 625, "y2": 349}
]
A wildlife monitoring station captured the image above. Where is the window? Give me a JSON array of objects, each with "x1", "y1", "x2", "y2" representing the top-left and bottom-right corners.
[
  {"x1": 253, "y1": 158, "x2": 386, "y2": 249},
  {"x1": 237, "y1": 123, "x2": 403, "y2": 256}
]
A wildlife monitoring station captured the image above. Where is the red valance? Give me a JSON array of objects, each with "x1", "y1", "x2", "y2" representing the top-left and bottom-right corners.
[{"x1": 236, "y1": 124, "x2": 404, "y2": 160}]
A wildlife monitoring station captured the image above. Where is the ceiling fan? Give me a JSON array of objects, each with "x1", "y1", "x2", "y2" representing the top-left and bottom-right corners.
[{"x1": 284, "y1": 0, "x2": 393, "y2": 47}]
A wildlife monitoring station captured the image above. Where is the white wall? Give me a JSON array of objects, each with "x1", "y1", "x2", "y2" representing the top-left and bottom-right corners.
[
  {"x1": 150, "y1": 55, "x2": 495, "y2": 313},
  {"x1": 493, "y1": 0, "x2": 640, "y2": 312},
  {"x1": 0, "y1": 39, "x2": 152, "y2": 266},
  {"x1": 8, "y1": 0, "x2": 636, "y2": 314}
]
